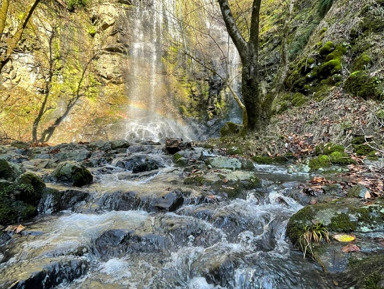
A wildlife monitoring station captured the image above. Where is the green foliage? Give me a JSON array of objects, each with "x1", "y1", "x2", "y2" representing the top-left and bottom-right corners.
[
  {"x1": 318, "y1": 0, "x2": 334, "y2": 18},
  {"x1": 299, "y1": 222, "x2": 329, "y2": 258},
  {"x1": 67, "y1": 0, "x2": 88, "y2": 11}
]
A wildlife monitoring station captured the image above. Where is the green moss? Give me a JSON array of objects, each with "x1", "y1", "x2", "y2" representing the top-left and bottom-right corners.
[
  {"x1": 183, "y1": 176, "x2": 210, "y2": 186},
  {"x1": 227, "y1": 146, "x2": 243, "y2": 155},
  {"x1": 173, "y1": 153, "x2": 183, "y2": 162},
  {"x1": 354, "y1": 144, "x2": 375, "y2": 156},
  {"x1": 325, "y1": 45, "x2": 347, "y2": 62},
  {"x1": 328, "y1": 213, "x2": 357, "y2": 232},
  {"x1": 330, "y1": 151, "x2": 355, "y2": 165},
  {"x1": 0, "y1": 181, "x2": 39, "y2": 226},
  {"x1": 314, "y1": 85, "x2": 331, "y2": 101},
  {"x1": 72, "y1": 166, "x2": 93, "y2": 187},
  {"x1": 345, "y1": 71, "x2": 383, "y2": 100},
  {"x1": 286, "y1": 206, "x2": 314, "y2": 245},
  {"x1": 353, "y1": 53, "x2": 372, "y2": 71},
  {"x1": 220, "y1": 122, "x2": 243, "y2": 137},
  {"x1": 0, "y1": 159, "x2": 13, "y2": 181},
  {"x1": 252, "y1": 155, "x2": 288, "y2": 164},
  {"x1": 352, "y1": 136, "x2": 366, "y2": 145},
  {"x1": 318, "y1": 58, "x2": 342, "y2": 77},
  {"x1": 292, "y1": 93, "x2": 309, "y2": 106},
  {"x1": 309, "y1": 155, "x2": 331, "y2": 170},
  {"x1": 319, "y1": 41, "x2": 335, "y2": 56},
  {"x1": 316, "y1": 143, "x2": 345, "y2": 155}
]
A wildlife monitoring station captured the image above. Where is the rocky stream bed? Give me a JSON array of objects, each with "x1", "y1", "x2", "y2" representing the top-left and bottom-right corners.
[{"x1": 0, "y1": 140, "x2": 383, "y2": 289}]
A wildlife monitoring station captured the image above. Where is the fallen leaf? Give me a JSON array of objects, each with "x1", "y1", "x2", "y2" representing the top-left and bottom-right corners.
[
  {"x1": 364, "y1": 191, "x2": 371, "y2": 199},
  {"x1": 4, "y1": 224, "x2": 26, "y2": 234},
  {"x1": 334, "y1": 234, "x2": 356, "y2": 242},
  {"x1": 342, "y1": 243, "x2": 361, "y2": 253}
]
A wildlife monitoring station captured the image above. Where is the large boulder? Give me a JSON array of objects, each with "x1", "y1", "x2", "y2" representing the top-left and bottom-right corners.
[
  {"x1": 286, "y1": 198, "x2": 384, "y2": 273},
  {"x1": 0, "y1": 172, "x2": 46, "y2": 226},
  {"x1": 0, "y1": 159, "x2": 24, "y2": 181},
  {"x1": 53, "y1": 161, "x2": 93, "y2": 187}
]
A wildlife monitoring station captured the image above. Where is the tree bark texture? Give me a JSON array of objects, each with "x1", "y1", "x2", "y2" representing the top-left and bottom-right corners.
[{"x1": 218, "y1": 0, "x2": 262, "y2": 131}]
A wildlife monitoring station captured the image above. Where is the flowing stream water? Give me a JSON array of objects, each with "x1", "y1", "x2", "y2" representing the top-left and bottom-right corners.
[{"x1": 0, "y1": 142, "x2": 333, "y2": 288}]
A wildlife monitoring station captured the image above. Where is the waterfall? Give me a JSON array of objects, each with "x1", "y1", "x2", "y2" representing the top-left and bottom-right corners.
[
  {"x1": 124, "y1": 0, "x2": 195, "y2": 143},
  {"x1": 124, "y1": 0, "x2": 242, "y2": 142}
]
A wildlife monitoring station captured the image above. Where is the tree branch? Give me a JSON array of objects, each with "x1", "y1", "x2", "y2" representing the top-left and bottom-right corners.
[{"x1": 217, "y1": 0, "x2": 248, "y2": 61}]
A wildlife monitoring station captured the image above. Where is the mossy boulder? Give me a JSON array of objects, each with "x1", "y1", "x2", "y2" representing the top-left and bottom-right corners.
[
  {"x1": 53, "y1": 161, "x2": 93, "y2": 187},
  {"x1": 220, "y1": 122, "x2": 243, "y2": 137},
  {"x1": 15, "y1": 173, "x2": 46, "y2": 206},
  {"x1": 318, "y1": 58, "x2": 342, "y2": 77},
  {"x1": 286, "y1": 198, "x2": 384, "y2": 246},
  {"x1": 0, "y1": 159, "x2": 24, "y2": 181},
  {"x1": 345, "y1": 71, "x2": 383, "y2": 100},
  {"x1": 0, "y1": 173, "x2": 46, "y2": 226}
]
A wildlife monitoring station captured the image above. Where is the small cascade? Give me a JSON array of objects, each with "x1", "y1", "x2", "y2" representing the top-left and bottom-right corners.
[{"x1": 125, "y1": 0, "x2": 195, "y2": 142}]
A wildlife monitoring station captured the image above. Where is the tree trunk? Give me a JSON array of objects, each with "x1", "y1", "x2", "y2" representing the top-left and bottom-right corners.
[
  {"x1": 0, "y1": 0, "x2": 9, "y2": 40},
  {"x1": 218, "y1": 0, "x2": 263, "y2": 132}
]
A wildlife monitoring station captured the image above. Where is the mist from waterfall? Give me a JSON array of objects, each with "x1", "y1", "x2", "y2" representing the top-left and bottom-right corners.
[{"x1": 124, "y1": 0, "x2": 242, "y2": 142}]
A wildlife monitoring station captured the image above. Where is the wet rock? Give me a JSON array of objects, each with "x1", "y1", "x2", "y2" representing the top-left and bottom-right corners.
[
  {"x1": 287, "y1": 198, "x2": 384, "y2": 273},
  {"x1": 0, "y1": 231, "x2": 11, "y2": 246},
  {"x1": 110, "y1": 140, "x2": 130, "y2": 150},
  {"x1": 54, "y1": 149, "x2": 91, "y2": 162},
  {"x1": 150, "y1": 191, "x2": 185, "y2": 212},
  {"x1": 117, "y1": 154, "x2": 166, "y2": 173},
  {"x1": 52, "y1": 161, "x2": 93, "y2": 187},
  {"x1": 95, "y1": 229, "x2": 170, "y2": 260},
  {"x1": 98, "y1": 189, "x2": 188, "y2": 213},
  {"x1": 38, "y1": 188, "x2": 89, "y2": 214},
  {"x1": 208, "y1": 155, "x2": 254, "y2": 171},
  {"x1": 164, "y1": 138, "x2": 192, "y2": 154},
  {"x1": 8, "y1": 258, "x2": 88, "y2": 289},
  {"x1": 347, "y1": 184, "x2": 371, "y2": 198},
  {"x1": 15, "y1": 173, "x2": 46, "y2": 205}
]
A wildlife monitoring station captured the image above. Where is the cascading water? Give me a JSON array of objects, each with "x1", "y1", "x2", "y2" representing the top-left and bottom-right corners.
[
  {"x1": 123, "y1": 0, "x2": 243, "y2": 142},
  {"x1": 124, "y1": 0, "x2": 196, "y2": 142},
  {"x1": 0, "y1": 142, "x2": 334, "y2": 289}
]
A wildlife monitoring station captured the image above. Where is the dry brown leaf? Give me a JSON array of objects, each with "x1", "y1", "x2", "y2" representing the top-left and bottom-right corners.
[{"x1": 342, "y1": 244, "x2": 361, "y2": 253}]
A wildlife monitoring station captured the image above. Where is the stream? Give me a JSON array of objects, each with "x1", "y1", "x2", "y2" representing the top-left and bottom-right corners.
[{"x1": 0, "y1": 141, "x2": 333, "y2": 289}]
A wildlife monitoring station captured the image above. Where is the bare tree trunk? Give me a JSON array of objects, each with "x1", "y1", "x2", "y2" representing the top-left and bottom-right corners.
[
  {"x1": 39, "y1": 55, "x2": 96, "y2": 143},
  {"x1": 218, "y1": 0, "x2": 262, "y2": 131},
  {"x1": 32, "y1": 30, "x2": 56, "y2": 143}
]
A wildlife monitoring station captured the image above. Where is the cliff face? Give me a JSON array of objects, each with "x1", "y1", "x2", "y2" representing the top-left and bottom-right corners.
[
  {"x1": 0, "y1": 0, "x2": 236, "y2": 143},
  {"x1": 0, "y1": 0, "x2": 382, "y2": 143}
]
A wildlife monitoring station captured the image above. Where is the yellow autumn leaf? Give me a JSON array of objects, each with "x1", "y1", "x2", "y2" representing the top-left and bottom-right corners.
[{"x1": 334, "y1": 234, "x2": 356, "y2": 242}]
